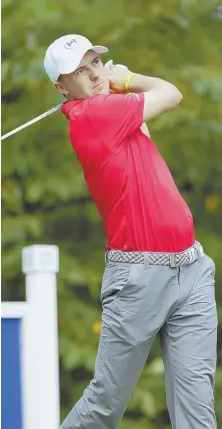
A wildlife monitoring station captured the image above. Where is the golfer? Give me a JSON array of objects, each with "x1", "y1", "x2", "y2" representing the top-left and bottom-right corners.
[{"x1": 44, "y1": 34, "x2": 217, "y2": 429}]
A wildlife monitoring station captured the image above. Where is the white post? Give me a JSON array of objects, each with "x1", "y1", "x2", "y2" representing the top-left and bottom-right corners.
[{"x1": 21, "y1": 244, "x2": 60, "y2": 429}]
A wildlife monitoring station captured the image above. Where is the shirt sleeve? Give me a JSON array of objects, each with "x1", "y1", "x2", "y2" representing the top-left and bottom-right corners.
[{"x1": 85, "y1": 93, "x2": 145, "y2": 153}]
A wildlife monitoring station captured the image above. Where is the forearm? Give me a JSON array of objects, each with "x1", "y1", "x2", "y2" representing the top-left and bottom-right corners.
[
  {"x1": 129, "y1": 74, "x2": 181, "y2": 95},
  {"x1": 128, "y1": 73, "x2": 183, "y2": 120}
]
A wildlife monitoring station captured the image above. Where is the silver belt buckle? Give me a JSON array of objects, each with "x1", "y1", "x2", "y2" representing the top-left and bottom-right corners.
[{"x1": 169, "y1": 254, "x2": 177, "y2": 268}]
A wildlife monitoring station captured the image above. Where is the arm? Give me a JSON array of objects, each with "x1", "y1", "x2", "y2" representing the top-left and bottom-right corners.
[
  {"x1": 107, "y1": 67, "x2": 183, "y2": 122},
  {"x1": 127, "y1": 74, "x2": 183, "y2": 122},
  {"x1": 88, "y1": 66, "x2": 180, "y2": 152}
]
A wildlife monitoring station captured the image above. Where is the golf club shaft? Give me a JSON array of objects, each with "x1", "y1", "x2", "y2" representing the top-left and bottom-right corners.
[{"x1": 1, "y1": 103, "x2": 64, "y2": 141}]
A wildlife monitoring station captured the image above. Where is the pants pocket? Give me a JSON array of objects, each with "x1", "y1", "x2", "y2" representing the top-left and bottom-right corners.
[{"x1": 100, "y1": 262, "x2": 132, "y2": 305}]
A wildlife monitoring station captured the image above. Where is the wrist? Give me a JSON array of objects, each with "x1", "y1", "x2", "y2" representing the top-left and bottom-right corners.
[
  {"x1": 124, "y1": 72, "x2": 134, "y2": 93},
  {"x1": 127, "y1": 74, "x2": 149, "y2": 93}
]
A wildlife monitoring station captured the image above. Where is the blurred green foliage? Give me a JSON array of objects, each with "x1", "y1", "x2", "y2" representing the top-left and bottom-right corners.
[{"x1": 2, "y1": 0, "x2": 222, "y2": 427}]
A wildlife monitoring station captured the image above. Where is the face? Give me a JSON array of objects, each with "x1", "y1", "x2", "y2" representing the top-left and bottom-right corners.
[{"x1": 54, "y1": 50, "x2": 110, "y2": 100}]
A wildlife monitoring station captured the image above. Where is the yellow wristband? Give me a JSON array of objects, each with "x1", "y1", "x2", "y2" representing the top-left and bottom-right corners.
[{"x1": 124, "y1": 72, "x2": 134, "y2": 93}]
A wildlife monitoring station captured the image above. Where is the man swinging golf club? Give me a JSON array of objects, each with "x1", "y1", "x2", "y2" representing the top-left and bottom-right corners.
[{"x1": 44, "y1": 34, "x2": 217, "y2": 429}]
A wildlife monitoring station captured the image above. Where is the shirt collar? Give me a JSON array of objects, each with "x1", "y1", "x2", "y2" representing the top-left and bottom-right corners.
[{"x1": 61, "y1": 100, "x2": 80, "y2": 119}]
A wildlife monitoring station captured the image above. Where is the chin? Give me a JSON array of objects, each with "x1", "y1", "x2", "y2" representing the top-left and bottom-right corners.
[
  {"x1": 100, "y1": 88, "x2": 109, "y2": 95},
  {"x1": 100, "y1": 86, "x2": 110, "y2": 94},
  {"x1": 93, "y1": 83, "x2": 109, "y2": 95}
]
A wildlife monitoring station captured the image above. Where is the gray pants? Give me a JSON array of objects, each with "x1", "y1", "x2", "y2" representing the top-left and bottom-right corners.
[{"x1": 61, "y1": 252, "x2": 218, "y2": 429}]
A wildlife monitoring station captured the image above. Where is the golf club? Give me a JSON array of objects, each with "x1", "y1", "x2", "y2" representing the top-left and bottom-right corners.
[{"x1": 1, "y1": 103, "x2": 64, "y2": 141}]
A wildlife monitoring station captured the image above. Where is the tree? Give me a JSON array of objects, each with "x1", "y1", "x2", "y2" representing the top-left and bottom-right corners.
[{"x1": 2, "y1": 0, "x2": 222, "y2": 427}]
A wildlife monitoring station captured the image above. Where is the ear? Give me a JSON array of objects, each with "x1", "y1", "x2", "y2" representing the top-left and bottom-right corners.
[{"x1": 53, "y1": 82, "x2": 69, "y2": 97}]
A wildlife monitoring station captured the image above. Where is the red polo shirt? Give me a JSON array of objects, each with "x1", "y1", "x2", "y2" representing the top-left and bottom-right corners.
[{"x1": 61, "y1": 93, "x2": 195, "y2": 252}]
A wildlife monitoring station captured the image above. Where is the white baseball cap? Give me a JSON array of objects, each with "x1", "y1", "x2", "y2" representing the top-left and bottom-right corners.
[{"x1": 44, "y1": 34, "x2": 108, "y2": 83}]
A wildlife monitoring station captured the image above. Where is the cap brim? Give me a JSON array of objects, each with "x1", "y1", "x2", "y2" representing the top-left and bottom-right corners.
[
  {"x1": 59, "y1": 45, "x2": 108, "y2": 76},
  {"x1": 93, "y1": 45, "x2": 109, "y2": 54}
]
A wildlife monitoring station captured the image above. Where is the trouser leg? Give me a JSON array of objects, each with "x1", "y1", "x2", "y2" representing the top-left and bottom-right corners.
[
  {"x1": 61, "y1": 261, "x2": 180, "y2": 429},
  {"x1": 159, "y1": 255, "x2": 218, "y2": 429}
]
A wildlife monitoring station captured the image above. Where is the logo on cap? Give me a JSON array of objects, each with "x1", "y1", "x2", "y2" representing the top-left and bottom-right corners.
[{"x1": 64, "y1": 38, "x2": 77, "y2": 49}]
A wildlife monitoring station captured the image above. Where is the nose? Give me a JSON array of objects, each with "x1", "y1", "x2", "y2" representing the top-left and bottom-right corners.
[{"x1": 89, "y1": 67, "x2": 100, "y2": 81}]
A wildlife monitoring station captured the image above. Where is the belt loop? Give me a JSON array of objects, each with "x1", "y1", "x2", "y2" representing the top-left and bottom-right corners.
[
  {"x1": 170, "y1": 254, "x2": 177, "y2": 268},
  {"x1": 189, "y1": 247, "x2": 195, "y2": 263},
  {"x1": 144, "y1": 253, "x2": 150, "y2": 270},
  {"x1": 197, "y1": 244, "x2": 204, "y2": 260}
]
